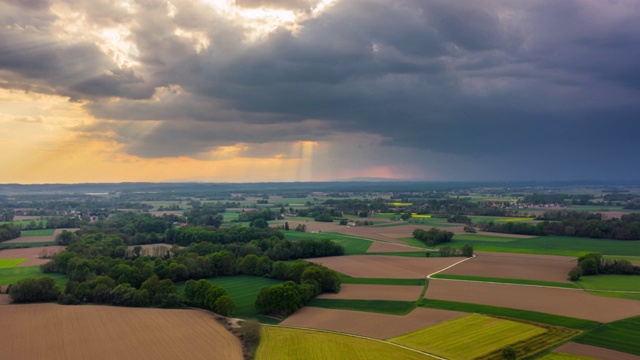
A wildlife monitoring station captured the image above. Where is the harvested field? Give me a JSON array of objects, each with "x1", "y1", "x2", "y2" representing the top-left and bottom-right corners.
[
  {"x1": 367, "y1": 241, "x2": 423, "y2": 253},
  {"x1": 440, "y1": 252, "x2": 576, "y2": 283},
  {"x1": 0, "y1": 304, "x2": 243, "y2": 360},
  {"x1": 425, "y1": 280, "x2": 640, "y2": 322},
  {"x1": 273, "y1": 220, "x2": 344, "y2": 233},
  {"x1": 310, "y1": 255, "x2": 463, "y2": 278},
  {"x1": 318, "y1": 284, "x2": 423, "y2": 301},
  {"x1": 4, "y1": 228, "x2": 78, "y2": 244},
  {"x1": 280, "y1": 307, "x2": 467, "y2": 339},
  {"x1": 0, "y1": 246, "x2": 65, "y2": 267},
  {"x1": 555, "y1": 342, "x2": 640, "y2": 360}
]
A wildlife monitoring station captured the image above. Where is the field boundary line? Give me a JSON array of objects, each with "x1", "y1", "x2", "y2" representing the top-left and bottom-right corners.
[
  {"x1": 426, "y1": 255, "x2": 475, "y2": 279},
  {"x1": 265, "y1": 324, "x2": 448, "y2": 360}
]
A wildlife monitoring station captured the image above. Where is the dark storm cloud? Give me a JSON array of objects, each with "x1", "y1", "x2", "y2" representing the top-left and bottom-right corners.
[{"x1": 2, "y1": 0, "x2": 640, "y2": 179}]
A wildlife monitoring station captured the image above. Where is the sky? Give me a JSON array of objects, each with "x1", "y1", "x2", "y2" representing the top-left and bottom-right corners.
[{"x1": 1, "y1": 0, "x2": 639, "y2": 184}]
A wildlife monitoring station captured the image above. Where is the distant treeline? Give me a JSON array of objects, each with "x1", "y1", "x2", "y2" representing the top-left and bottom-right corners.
[
  {"x1": 477, "y1": 214, "x2": 640, "y2": 240},
  {"x1": 0, "y1": 224, "x2": 21, "y2": 242}
]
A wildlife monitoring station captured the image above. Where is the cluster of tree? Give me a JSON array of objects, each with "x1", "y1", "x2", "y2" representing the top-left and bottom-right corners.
[
  {"x1": 314, "y1": 213, "x2": 334, "y2": 222},
  {"x1": 184, "y1": 203, "x2": 225, "y2": 227},
  {"x1": 237, "y1": 209, "x2": 278, "y2": 223},
  {"x1": 536, "y1": 211, "x2": 602, "y2": 221},
  {"x1": 322, "y1": 198, "x2": 391, "y2": 214},
  {"x1": 568, "y1": 253, "x2": 640, "y2": 281},
  {"x1": 437, "y1": 245, "x2": 474, "y2": 257},
  {"x1": 0, "y1": 223, "x2": 21, "y2": 242},
  {"x1": 477, "y1": 214, "x2": 640, "y2": 240},
  {"x1": 184, "y1": 279, "x2": 235, "y2": 316},
  {"x1": 447, "y1": 214, "x2": 472, "y2": 224},
  {"x1": 255, "y1": 261, "x2": 340, "y2": 317},
  {"x1": 412, "y1": 228, "x2": 454, "y2": 246},
  {"x1": 165, "y1": 226, "x2": 284, "y2": 246},
  {"x1": 8, "y1": 277, "x2": 61, "y2": 303},
  {"x1": 0, "y1": 209, "x2": 14, "y2": 222},
  {"x1": 46, "y1": 216, "x2": 86, "y2": 229}
]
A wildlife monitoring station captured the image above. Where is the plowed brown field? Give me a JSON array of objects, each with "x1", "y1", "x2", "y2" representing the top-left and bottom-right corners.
[
  {"x1": 318, "y1": 284, "x2": 423, "y2": 301},
  {"x1": 0, "y1": 246, "x2": 65, "y2": 267},
  {"x1": 440, "y1": 252, "x2": 576, "y2": 283},
  {"x1": 425, "y1": 280, "x2": 640, "y2": 322},
  {"x1": 366, "y1": 241, "x2": 423, "y2": 252},
  {"x1": 280, "y1": 307, "x2": 467, "y2": 339},
  {"x1": 310, "y1": 255, "x2": 462, "y2": 278},
  {"x1": 555, "y1": 342, "x2": 640, "y2": 360},
  {"x1": 4, "y1": 228, "x2": 78, "y2": 244},
  {"x1": 0, "y1": 304, "x2": 243, "y2": 360},
  {"x1": 334, "y1": 224, "x2": 466, "y2": 244}
]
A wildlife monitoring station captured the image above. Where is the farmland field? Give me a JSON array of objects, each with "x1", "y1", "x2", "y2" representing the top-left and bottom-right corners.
[
  {"x1": 0, "y1": 246, "x2": 64, "y2": 267},
  {"x1": 0, "y1": 303, "x2": 243, "y2": 360},
  {"x1": 0, "y1": 258, "x2": 26, "y2": 268},
  {"x1": 280, "y1": 307, "x2": 466, "y2": 339},
  {"x1": 436, "y1": 235, "x2": 640, "y2": 256},
  {"x1": 576, "y1": 275, "x2": 640, "y2": 292},
  {"x1": 554, "y1": 342, "x2": 640, "y2": 360},
  {"x1": 0, "y1": 266, "x2": 68, "y2": 287},
  {"x1": 389, "y1": 314, "x2": 547, "y2": 359},
  {"x1": 210, "y1": 276, "x2": 283, "y2": 319},
  {"x1": 419, "y1": 299, "x2": 600, "y2": 330},
  {"x1": 574, "y1": 316, "x2": 640, "y2": 355},
  {"x1": 310, "y1": 255, "x2": 463, "y2": 278},
  {"x1": 425, "y1": 280, "x2": 640, "y2": 322},
  {"x1": 438, "y1": 252, "x2": 576, "y2": 283},
  {"x1": 256, "y1": 326, "x2": 428, "y2": 360},
  {"x1": 317, "y1": 284, "x2": 424, "y2": 301},
  {"x1": 20, "y1": 229, "x2": 55, "y2": 236},
  {"x1": 537, "y1": 352, "x2": 593, "y2": 360},
  {"x1": 284, "y1": 231, "x2": 373, "y2": 254},
  {"x1": 308, "y1": 298, "x2": 416, "y2": 315},
  {"x1": 431, "y1": 274, "x2": 578, "y2": 289}
]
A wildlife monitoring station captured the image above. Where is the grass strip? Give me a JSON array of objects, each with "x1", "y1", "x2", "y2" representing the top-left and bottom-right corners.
[
  {"x1": 0, "y1": 242, "x2": 57, "y2": 249},
  {"x1": 307, "y1": 298, "x2": 416, "y2": 315},
  {"x1": 573, "y1": 316, "x2": 640, "y2": 355},
  {"x1": 418, "y1": 299, "x2": 600, "y2": 331},
  {"x1": 20, "y1": 229, "x2": 55, "y2": 236},
  {"x1": 0, "y1": 266, "x2": 68, "y2": 288},
  {"x1": 431, "y1": 274, "x2": 578, "y2": 289}
]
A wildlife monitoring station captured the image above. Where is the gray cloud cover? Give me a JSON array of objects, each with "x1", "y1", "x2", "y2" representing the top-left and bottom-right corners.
[{"x1": 2, "y1": 0, "x2": 640, "y2": 180}]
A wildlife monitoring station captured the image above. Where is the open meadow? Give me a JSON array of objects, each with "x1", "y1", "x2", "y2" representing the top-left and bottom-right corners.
[
  {"x1": 0, "y1": 304, "x2": 243, "y2": 360},
  {"x1": 0, "y1": 246, "x2": 65, "y2": 267}
]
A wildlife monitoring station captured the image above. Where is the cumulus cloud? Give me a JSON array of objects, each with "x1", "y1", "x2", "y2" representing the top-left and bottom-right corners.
[{"x1": 2, "y1": 0, "x2": 640, "y2": 180}]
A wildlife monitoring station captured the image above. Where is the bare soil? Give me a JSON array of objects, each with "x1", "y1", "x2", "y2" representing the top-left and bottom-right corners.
[
  {"x1": 0, "y1": 246, "x2": 66, "y2": 267},
  {"x1": 555, "y1": 342, "x2": 640, "y2": 360},
  {"x1": 440, "y1": 252, "x2": 576, "y2": 283},
  {"x1": 4, "y1": 228, "x2": 79, "y2": 244},
  {"x1": 309, "y1": 255, "x2": 463, "y2": 278},
  {"x1": 425, "y1": 279, "x2": 640, "y2": 322},
  {"x1": 0, "y1": 294, "x2": 9, "y2": 305},
  {"x1": 0, "y1": 303, "x2": 243, "y2": 360},
  {"x1": 318, "y1": 284, "x2": 424, "y2": 301},
  {"x1": 281, "y1": 307, "x2": 467, "y2": 339}
]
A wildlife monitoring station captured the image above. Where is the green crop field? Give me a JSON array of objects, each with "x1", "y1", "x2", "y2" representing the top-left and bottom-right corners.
[
  {"x1": 433, "y1": 235, "x2": 640, "y2": 256},
  {"x1": 177, "y1": 275, "x2": 282, "y2": 321},
  {"x1": 0, "y1": 266, "x2": 68, "y2": 287},
  {"x1": 307, "y1": 298, "x2": 417, "y2": 315},
  {"x1": 256, "y1": 326, "x2": 428, "y2": 360},
  {"x1": 20, "y1": 229, "x2": 55, "y2": 236},
  {"x1": 0, "y1": 258, "x2": 26, "y2": 269},
  {"x1": 283, "y1": 231, "x2": 372, "y2": 254},
  {"x1": 219, "y1": 212, "x2": 240, "y2": 221},
  {"x1": 390, "y1": 314, "x2": 547, "y2": 359},
  {"x1": 365, "y1": 251, "x2": 436, "y2": 257},
  {"x1": 431, "y1": 274, "x2": 578, "y2": 289},
  {"x1": 419, "y1": 299, "x2": 600, "y2": 330},
  {"x1": 576, "y1": 275, "x2": 640, "y2": 292},
  {"x1": 574, "y1": 316, "x2": 640, "y2": 355},
  {"x1": 453, "y1": 234, "x2": 523, "y2": 243},
  {"x1": 469, "y1": 216, "x2": 534, "y2": 224}
]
